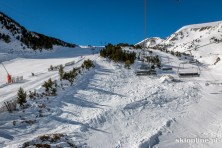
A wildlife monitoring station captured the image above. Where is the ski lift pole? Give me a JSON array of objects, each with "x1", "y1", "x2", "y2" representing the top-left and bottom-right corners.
[
  {"x1": 1, "y1": 63, "x2": 9, "y2": 74},
  {"x1": 1, "y1": 63, "x2": 12, "y2": 83}
]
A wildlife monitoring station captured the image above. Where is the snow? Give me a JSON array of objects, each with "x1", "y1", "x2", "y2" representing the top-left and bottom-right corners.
[
  {"x1": 0, "y1": 47, "x2": 100, "y2": 104},
  {"x1": 1, "y1": 20, "x2": 222, "y2": 148},
  {"x1": 159, "y1": 75, "x2": 175, "y2": 83},
  {"x1": 0, "y1": 47, "x2": 202, "y2": 147},
  {"x1": 136, "y1": 37, "x2": 163, "y2": 47},
  {"x1": 158, "y1": 81, "x2": 222, "y2": 148},
  {"x1": 159, "y1": 21, "x2": 222, "y2": 68},
  {"x1": 177, "y1": 21, "x2": 222, "y2": 33}
]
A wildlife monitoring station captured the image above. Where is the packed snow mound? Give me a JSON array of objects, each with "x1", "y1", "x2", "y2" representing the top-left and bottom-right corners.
[
  {"x1": 159, "y1": 75, "x2": 175, "y2": 83},
  {"x1": 136, "y1": 37, "x2": 163, "y2": 47}
]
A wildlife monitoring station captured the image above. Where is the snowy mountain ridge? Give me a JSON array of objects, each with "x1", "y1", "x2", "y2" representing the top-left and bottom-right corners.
[
  {"x1": 140, "y1": 21, "x2": 222, "y2": 66},
  {"x1": 0, "y1": 12, "x2": 77, "y2": 53},
  {"x1": 176, "y1": 21, "x2": 222, "y2": 33}
]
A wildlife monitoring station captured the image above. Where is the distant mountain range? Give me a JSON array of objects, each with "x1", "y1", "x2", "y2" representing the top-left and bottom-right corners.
[{"x1": 0, "y1": 12, "x2": 77, "y2": 52}]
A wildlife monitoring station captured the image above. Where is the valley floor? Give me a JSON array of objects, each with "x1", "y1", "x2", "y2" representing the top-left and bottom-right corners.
[{"x1": 0, "y1": 47, "x2": 222, "y2": 148}]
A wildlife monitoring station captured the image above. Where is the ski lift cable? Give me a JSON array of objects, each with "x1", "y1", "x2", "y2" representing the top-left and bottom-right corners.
[{"x1": 144, "y1": 0, "x2": 147, "y2": 40}]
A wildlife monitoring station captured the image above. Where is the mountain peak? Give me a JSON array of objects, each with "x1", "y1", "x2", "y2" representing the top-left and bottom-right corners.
[{"x1": 136, "y1": 37, "x2": 164, "y2": 47}]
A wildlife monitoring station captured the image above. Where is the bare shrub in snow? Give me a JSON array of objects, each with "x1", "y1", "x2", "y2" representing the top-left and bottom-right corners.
[
  {"x1": 22, "y1": 134, "x2": 76, "y2": 148},
  {"x1": 214, "y1": 57, "x2": 220, "y2": 65},
  {"x1": 124, "y1": 60, "x2": 131, "y2": 69}
]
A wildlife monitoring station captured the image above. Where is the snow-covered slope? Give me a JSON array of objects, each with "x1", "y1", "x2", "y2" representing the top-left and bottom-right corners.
[
  {"x1": 134, "y1": 21, "x2": 222, "y2": 148},
  {"x1": 0, "y1": 48, "x2": 202, "y2": 148},
  {"x1": 157, "y1": 21, "x2": 222, "y2": 66},
  {"x1": 1, "y1": 45, "x2": 222, "y2": 148},
  {"x1": 137, "y1": 21, "x2": 222, "y2": 65},
  {"x1": 0, "y1": 12, "x2": 77, "y2": 55},
  {"x1": 0, "y1": 46, "x2": 100, "y2": 104},
  {"x1": 136, "y1": 37, "x2": 163, "y2": 48}
]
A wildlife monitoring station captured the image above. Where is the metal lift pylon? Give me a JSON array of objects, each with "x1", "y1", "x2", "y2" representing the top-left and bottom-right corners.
[{"x1": 1, "y1": 63, "x2": 12, "y2": 83}]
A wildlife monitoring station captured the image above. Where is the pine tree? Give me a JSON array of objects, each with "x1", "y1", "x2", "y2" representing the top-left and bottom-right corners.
[
  {"x1": 42, "y1": 78, "x2": 54, "y2": 92},
  {"x1": 17, "y1": 87, "x2": 27, "y2": 106},
  {"x1": 59, "y1": 65, "x2": 64, "y2": 80}
]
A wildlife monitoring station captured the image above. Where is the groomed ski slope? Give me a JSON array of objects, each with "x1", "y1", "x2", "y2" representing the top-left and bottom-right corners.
[{"x1": 0, "y1": 46, "x2": 98, "y2": 104}]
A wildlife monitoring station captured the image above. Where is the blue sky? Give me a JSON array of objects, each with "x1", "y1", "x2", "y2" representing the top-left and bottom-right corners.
[{"x1": 0, "y1": 0, "x2": 222, "y2": 45}]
